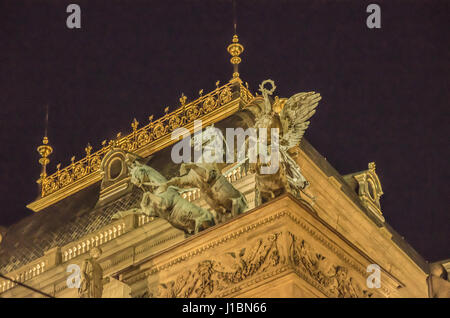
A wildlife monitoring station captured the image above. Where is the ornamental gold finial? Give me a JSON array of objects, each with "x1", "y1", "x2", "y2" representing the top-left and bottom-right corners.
[
  {"x1": 131, "y1": 118, "x2": 139, "y2": 131},
  {"x1": 227, "y1": 34, "x2": 244, "y2": 78},
  {"x1": 85, "y1": 143, "x2": 92, "y2": 156},
  {"x1": 179, "y1": 93, "x2": 187, "y2": 106},
  {"x1": 37, "y1": 136, "x2": 53, "y2": 181},
  {"x1": 37, "y1": 104, "x2": 52, "y2": 184}
]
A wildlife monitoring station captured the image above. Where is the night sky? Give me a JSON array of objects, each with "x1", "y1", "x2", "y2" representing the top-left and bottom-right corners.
[{"x1": 0, "y1": 0, "x2": 448, "y2": 262}]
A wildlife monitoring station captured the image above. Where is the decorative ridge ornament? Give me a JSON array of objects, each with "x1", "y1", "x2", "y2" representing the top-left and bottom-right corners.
[
  {"x1": 29, "y1": 33, "x2": 254, "y2": 211},
  {"x1": 179, "y1": 93, "x2": 187, "y2": 107},
  {"x1": 258, "y1": 79, "x2": 276, "y2": 96},
  {"x1": 352, "y1": 162, "x2": 384, "y2": 222},
  {"x1": 30, "y1": 80, "x2": 254, "y2": 205},
  {"x1": 37, "y1": 136, "x2": 53, "y2": 183},
  {"x1": 37, "y1": 104, "x2": 53, "y2": 186},
  {"x1": 227, "y1": 34, "x2": 244, "y2": 78}
]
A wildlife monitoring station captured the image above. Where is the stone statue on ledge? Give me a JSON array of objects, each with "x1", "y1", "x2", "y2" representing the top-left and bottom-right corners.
[{"x1": 78, "y1": 247, "x2": 103, "y2": 298}]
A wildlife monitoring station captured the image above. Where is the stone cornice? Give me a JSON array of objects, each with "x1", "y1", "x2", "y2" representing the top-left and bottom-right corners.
[{"x1": 119, "y1": 195, "x2": 404, "y2": 297}]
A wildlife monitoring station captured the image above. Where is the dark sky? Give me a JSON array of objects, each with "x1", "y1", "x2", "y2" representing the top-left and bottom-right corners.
[{"x1": 0, "y1": 0, "x2": 448, "y2": 262}]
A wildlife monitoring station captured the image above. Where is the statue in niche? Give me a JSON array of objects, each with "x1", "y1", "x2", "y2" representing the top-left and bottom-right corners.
[
  {"x1": 248, "y1": 79, "x2": 322, "y2": 205},
  {"x1": 163, "y1": 125, "x2": 248, "y2": 223},
  {"x1": 78, "y1": 247, "x2": 103, "y2": 298},
  {"x1": 114, "y1": 158, "x2": 216, "y2": 235}
]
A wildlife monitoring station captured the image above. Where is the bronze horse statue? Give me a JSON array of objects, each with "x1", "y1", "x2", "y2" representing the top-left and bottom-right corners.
[{"x1": 163, "y1": 162, "x2": 248, "y2": 223}]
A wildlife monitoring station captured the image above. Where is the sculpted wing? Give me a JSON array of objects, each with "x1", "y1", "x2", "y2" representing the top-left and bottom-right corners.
[{"x1": 280, "y1": 92, "x2": 321, "y2": 148}]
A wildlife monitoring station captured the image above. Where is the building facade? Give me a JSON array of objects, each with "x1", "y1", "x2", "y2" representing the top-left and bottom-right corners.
[{"x1": 0, "y1": 35, "x2": 446, "y2": 298}]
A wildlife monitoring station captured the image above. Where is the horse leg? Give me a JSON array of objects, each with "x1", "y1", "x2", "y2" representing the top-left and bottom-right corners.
[
  {"x1": 194, "y1": 218, "x2": 201, "y2": 234},
  {"x1": 215, "y1": 206, "x2": 228, "y2": 223}
]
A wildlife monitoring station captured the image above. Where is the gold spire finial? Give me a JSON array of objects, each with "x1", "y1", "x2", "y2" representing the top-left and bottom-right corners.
[
  {"x1": 37, "y1": 104, "x2": 53, "y2": 185},
  {"x1": 37, "y1": 136, "x2": 53, "y2": 182},
  {"x1": 227, "y1": 34, "x2": 244, "y2": 79}
]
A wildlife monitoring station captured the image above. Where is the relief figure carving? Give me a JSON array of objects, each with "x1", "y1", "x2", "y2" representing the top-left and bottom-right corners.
[
  {"x1": 288, "y1": 232, "x2": 372, "y2": 298},
  {"x1": 153, "y1": 233, "x2": 282, "y2": 298}
]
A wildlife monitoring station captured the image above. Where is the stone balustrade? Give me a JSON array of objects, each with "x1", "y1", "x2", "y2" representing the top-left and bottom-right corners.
[
  {"x1": 0, "y1": 214, "x2": 136, "y2": 295},
  {"x1": 1, "y1": 260, "x2": 46, "y2": 293}
]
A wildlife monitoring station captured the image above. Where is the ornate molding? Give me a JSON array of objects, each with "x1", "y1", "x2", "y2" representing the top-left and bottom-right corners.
[
  {"x1": 140, "y1": 230, "x2": 375, "y2": 298},
  {"x1": 124, "y1": 209, "x2": 286, "y2": 285},
  {"x1": 124, "y1": 197, "x2": 400, "y2": 297},
  {"x1": 352, "y1": 162, "x2": 384, "y2": 222},
  {"x1": 126, "y1": 206, "x2": 362, "y2": 284},
  {"x1": 288, "y1": 232, "x2": 372, "y2": 298},
  {"x1": 149, "y1": 233, "x2": 283, "y2": 298}
]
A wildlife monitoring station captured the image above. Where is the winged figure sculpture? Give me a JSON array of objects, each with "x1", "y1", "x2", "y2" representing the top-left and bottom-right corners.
[{"x1": 249, "y1": 79, "x2": 322, "y2": 204}]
